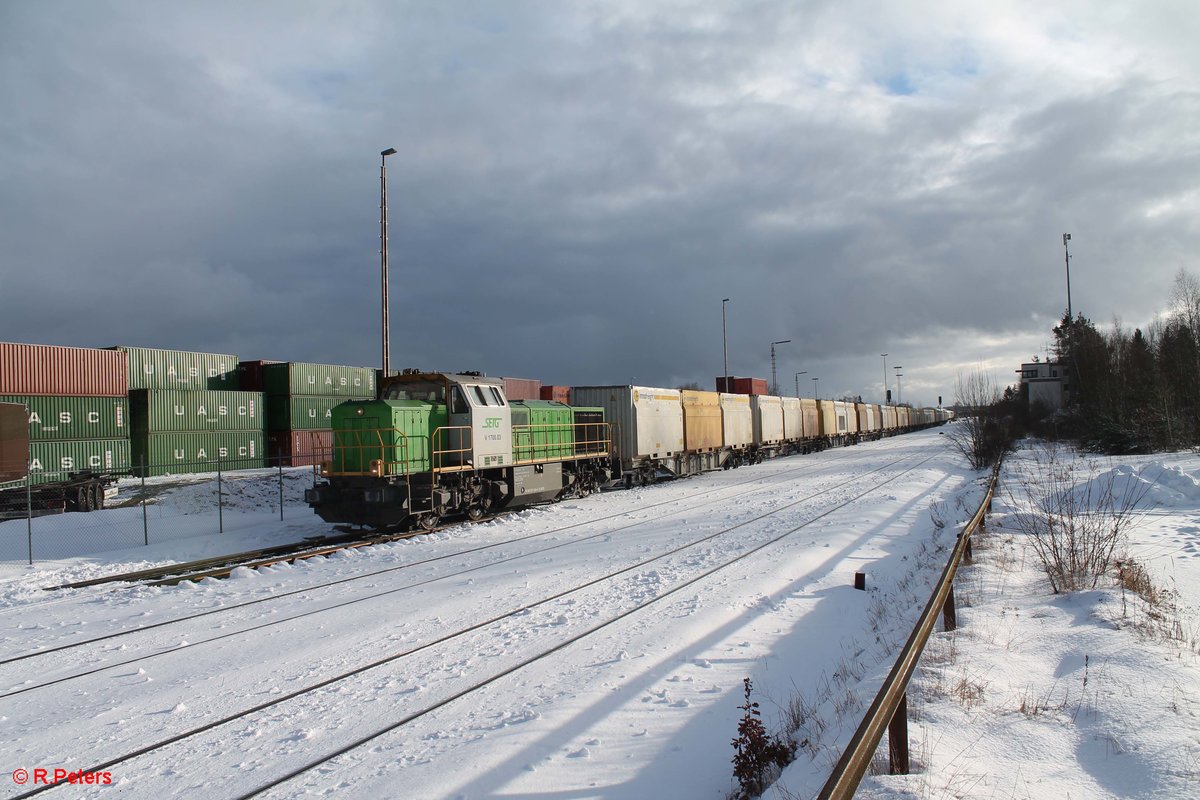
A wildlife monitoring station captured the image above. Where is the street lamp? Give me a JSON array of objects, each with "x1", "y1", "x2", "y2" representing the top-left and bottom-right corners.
[
  {"x1": 722, "y1": 298, "x2": 731, "y2": 389},
  {"x1": 1063, "y1": 233, "x2": 1072, "y2": 323},
  {"x1": 794, "y1": 371, "x2": 807, "y2": 398},
  {"x1": 881, "y1": 353, "x2": 889, "y2": 404},
  {"x1": 770, "y1": 340, "x2": 791, "y2": 396},
  {"x1": 894, "y1": 367, "x2": 904, "y2": 406},
  {"x1": 380, "y1": 147, "x2": 398, "y2": 376}
]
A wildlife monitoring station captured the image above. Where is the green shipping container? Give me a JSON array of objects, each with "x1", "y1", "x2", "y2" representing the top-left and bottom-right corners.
[
  {"x1": 267, "y1": 395, "x2": 366, "y2": 431},
  {"x1": 131, "y1": 431, "x2": 266, "y2": 477},
  {"x1": 113, "y1": 347, "x2": 239, "y2": 391},
  {"x1": 263, "y1": 362, "x2": 377, "y2": 397},
  {"x1": 0, "y1": 395, "x2": 128, "y2": 441},
  {"x1": 130, "y1": 390, "x2": 265, "y2": 434},
  {"x1": 28, "y1": 438, "x2": 131, "y2": 484}
]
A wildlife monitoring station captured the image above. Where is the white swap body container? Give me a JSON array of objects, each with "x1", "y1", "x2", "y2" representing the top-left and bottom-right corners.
[
  {"x1": 751, "y1": 395, "x2": 784, "y2": 444},
  {"x1": 570, "y1": 386, "x2": 685, "y2": 465},
  {"x1": 719, "y1": 393, "x2": 753, "y2": 447},
  {"x1": 781, "y1": 397, "x2": 803, "y2": 441}
]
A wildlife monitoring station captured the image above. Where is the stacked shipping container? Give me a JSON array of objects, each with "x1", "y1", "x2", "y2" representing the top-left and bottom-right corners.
[
  {"x1": 113, "y1": 347, "x2": 266, "y2": 477},
  {"x1": 257, "y1": 362, "x2": 376, "y2": 467},
  {"x1": 0, "y1": 343, "x2": 132, "y2": 483}
]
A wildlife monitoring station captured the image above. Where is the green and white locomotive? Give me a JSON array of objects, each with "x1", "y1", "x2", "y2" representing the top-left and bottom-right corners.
[{"x1": 305, "y1": 370, "x2": 612, "y2": 530}]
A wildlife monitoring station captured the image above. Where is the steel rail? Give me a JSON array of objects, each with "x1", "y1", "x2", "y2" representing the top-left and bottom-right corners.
[
  {"x1": 816, "y1": 459, "x2": 1001, "y2": 799},
  {"x1": 8, "y1": 452, "x2": 936, "y2": 800}
]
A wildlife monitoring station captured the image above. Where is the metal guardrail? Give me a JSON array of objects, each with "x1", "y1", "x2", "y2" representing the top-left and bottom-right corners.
[{"x1": 817, "y1": 459, "x2": 1001, "y2": 799}]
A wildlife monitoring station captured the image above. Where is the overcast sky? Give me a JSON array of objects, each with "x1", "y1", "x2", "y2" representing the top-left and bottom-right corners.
[{"x1": 2, "y1": 1, "x2": 1197, "y2": 406}]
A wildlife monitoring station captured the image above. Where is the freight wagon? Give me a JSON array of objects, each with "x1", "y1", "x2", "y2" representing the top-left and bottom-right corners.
[{"x1": 0, "y1": 402, "x2": 117, "y2": 518}]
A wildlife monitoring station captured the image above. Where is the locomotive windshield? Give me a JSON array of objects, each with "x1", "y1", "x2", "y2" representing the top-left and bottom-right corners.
[{"x1": 382, "y1": 380, "x2": 446, "y2": 404}]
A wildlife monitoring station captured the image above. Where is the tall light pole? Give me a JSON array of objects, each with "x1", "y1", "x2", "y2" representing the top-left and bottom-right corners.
[
  {"x1": 894, "y1": 367, "x2": 903, "y2": 406},
  {"x1": 1063, "y1": 233, "x2": 1072, "y2": 324},
  {"x1": 770, "y1": 340, "x2": 790, "y2": 396},
  {"x1": 794, "y1": 371, "x2": 807, "y2": 398},
  {"x1": 380, "y1": 147, "x2": 397, "y2": 376},
  {"x1": 812, "y1": 376, "x2": 819, "y2": 399},
  {"x1": 722, "y1": 298, "x2": 731, "y2": 389},
  {"x1": 881, "y1": 353, "x2": 889, "y2": 404}
]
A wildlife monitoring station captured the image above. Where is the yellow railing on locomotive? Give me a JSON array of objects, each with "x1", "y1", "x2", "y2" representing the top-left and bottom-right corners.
[
  {"x1": 431, "y1": 425, "x2": 473, "y2": 473},
  {"x1": 512, "y1": 421, "x2": 612, "y2": 464},
  {"x1": 573, "y1": 421, "x2": 612, "y2": 457},
  {"x1": 321, "y1": 428, "x2": 416, "y2": 478}
]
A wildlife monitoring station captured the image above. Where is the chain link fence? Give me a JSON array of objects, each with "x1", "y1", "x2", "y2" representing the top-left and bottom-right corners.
[{"x1": 0, "y1": 456, "x2": 324, "y2": 565}]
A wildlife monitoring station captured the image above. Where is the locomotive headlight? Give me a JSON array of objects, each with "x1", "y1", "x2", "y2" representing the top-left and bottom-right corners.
[{"x1": 370, "y1": 459, "x2": 384, "y2": 477}]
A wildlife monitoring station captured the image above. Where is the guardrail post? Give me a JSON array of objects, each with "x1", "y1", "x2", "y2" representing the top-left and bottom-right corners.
[
  {"x1": 942, "y1": 584, "x2": 957, "y2": 632},
  {"x1": 888, "y1": 693, "x2": 909, "y2": 774},
  {"x1": 854, "y1": 571, "x2": 866, "y2": 591},
  {"x1": 278, "y1": 458, "x2": 285, "y2": 521},
  {"x1": 958, "y1": 531, "x2": 973, "y2": 564}
]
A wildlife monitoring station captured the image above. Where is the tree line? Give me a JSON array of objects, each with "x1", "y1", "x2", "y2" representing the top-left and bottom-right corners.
[{"x1": 1029, "y1": 269, "x2": 1200, "y2": 453}]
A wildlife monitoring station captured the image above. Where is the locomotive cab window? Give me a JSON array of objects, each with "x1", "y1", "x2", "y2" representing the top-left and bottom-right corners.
[{"x1": 451, "y1": 387, "x2": 470, "y2": 415}]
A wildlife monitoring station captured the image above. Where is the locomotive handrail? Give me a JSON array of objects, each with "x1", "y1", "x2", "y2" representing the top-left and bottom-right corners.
[
  {"x1": 816, "y1": 459, "x2": 1001, "y2": 799},
  {"x1": 511, "y1": 421, "x2": 612, "y2": 465},
  {"x1": 431, "y1": 426, "x2": 473, "y2": 473}
]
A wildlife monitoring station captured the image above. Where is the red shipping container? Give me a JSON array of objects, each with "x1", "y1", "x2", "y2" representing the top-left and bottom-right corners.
[
  {"x1": 237, "y1": 359, "x2": 283, "y2": 392},
  {"x1": 268, "y1": 429, "x2": 332, "y2": 467},
  {"x1": 539, "y1": 385, "x2": 571, "y2": 404},
  {"x1": 715, "y1": 376, "x2": 768, "y2": 395},
  {"x1": 0, "y1": 342, "x2": 128, "y2": 397},
  {"x1": 502, "y1": 377, "x2": 542, "y2": 401}
]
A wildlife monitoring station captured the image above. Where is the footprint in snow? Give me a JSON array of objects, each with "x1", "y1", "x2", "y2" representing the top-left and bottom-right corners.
[{"x1": 568, "y1": 748, "x2": 590, "y2": 759}]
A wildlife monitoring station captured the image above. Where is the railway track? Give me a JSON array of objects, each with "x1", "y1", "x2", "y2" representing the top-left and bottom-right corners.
[
  {"x1": 0, "y1": 447, "x2": 864, "y2": 677},
  {"x1": 3, "y1": 446, "x2": 942, "y2": 798}
]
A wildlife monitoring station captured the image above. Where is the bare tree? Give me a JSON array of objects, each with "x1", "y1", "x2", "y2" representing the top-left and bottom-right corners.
[{"x1": 946, "y1": 369, "x2": 1009, "y2": 469}]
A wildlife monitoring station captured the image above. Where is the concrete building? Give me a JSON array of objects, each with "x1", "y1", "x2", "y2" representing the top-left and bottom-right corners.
[{"x1": 1018, "y1": 360, "x2": 1070, "y2": 410}]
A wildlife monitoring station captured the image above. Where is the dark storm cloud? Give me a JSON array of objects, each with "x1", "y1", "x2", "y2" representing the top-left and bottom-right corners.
[{"x1": 2, "y1": 1, "x2": 1198, "y2": 407}]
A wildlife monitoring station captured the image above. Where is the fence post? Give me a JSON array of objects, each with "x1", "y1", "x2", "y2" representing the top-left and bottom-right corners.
[
  {"x1": 25, "y1": 467, "x2": 33, "y2": 566},
  {"x1": 887, "y1": 693, "x2": 910, "y2": 774},
  {"x1": 141, "y1": 455, "x2": 149, "y2": 546},
  {"x1": 942, "y1": 584, "x2": 957, "y2": 632},
  {"x1": 217, "y1": 454, "x2": 224, "y2": 534},
  {"x1": 278, "y1": 458, "x2": 284, "y2": 521}
]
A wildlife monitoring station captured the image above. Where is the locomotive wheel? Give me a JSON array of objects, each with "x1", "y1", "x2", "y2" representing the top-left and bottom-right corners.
[
  {"x1": 466, "y1": 505, "x2": 485, "y2": 521},
  {"x1": 417, "y1": 513, "x2": 440, "y2": 531}
]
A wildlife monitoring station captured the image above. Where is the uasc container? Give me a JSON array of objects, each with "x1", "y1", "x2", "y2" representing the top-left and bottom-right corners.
[
  {"x1": 28, "y1": 439, "x2": 131, "y2": 484},
  {"x1": 0, "y1": 395, "x2": 127, "y2": 441},
  {"x1": 130, "y1": 390, "x2": 264, "y2": 434},
  {"x1": 132, "y1": 431, "x2": 266, "y2": 476},
  {"x1": 0, "y1": 342, "x2": 128, "y2": 397},
  {"x1": 113, "y1": 346, "x2": 239, "y2": 391},
  {"x1": 267, "y1": 396, "x2": 360, "y2": 431},
  {"x1": 263, "y1": 362, "x2": 377, "y2": 397}
]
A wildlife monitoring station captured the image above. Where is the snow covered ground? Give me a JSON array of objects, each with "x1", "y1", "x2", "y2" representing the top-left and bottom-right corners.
[
  {"x1": 0, "y1": 431, "x2": 1194, "y2": 799},
  {"x1": 839, "y1": 441, "x2": 1200, "y2": 800}
]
